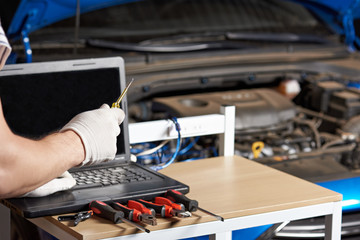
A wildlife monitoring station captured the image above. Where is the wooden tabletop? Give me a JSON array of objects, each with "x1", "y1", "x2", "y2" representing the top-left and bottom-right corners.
[{"x1": 32, "y1": 156, "x2": 342, "y2": 240}]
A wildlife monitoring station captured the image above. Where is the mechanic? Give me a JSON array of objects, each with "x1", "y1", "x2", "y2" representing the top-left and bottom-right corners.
[{"x1": 0, "y1": 21, "x2": 125, "y2": 199}]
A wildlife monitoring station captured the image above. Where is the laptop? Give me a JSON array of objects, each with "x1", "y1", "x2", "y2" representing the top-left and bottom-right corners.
[{"x1": 0, "y1": 57, "x2": 189, "y2": 218}]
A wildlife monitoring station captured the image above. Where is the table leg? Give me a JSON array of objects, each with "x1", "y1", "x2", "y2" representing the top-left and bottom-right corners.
[
  {"x1": 0, "y1": 204, "x2": 11, "y2": 240},
  {"x1": 324, "y1": 201, "x2": 342, "y2": 240},
  {"x1": 209, "y1": 231, "x2": 232, "y2": 240}
]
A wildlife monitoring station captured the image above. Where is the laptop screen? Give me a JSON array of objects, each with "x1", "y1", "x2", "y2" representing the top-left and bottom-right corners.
[{"x1": 0, "y1": 57, "x2": 129, "y2": 163}]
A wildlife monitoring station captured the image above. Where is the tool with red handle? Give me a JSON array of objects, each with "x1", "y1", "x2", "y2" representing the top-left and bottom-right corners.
[
  {"x1": 154, "y1": 196, "x2": 185, "y2": 211},
  {"x1": 111, "y1": 202, "x2": 157, "y2": 226},
  {"x1": 89, "y1": 200, "x2": 150, "y2": 233},
  {"x1": 127, "y1": 200, "x2": 156, "y2": 217},
  {"x1": 165, "y1": 189, "x2": 224, "y2": 221},
  {"x1": 154, "y1": 196, "x2": 192, "y2": 218},
  {"x1": 136, "y1": 199, "x2": 169, "y2": 218},
  {"x1": 165, "y1": 189, "x2": 198, "y2": 212},
  {"x1": 89, "y1": 200, "x2": 124, "y2": 223}
]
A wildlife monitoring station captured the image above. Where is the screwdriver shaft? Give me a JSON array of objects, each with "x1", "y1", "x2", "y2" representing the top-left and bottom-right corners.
[
  {"x1": 118, "y1": 216, "x2": 150, "y2": 233},
  {"x1": 198, "y1": 207, "x2": 224, "y2": 221},
  {"x1": 165, "y1": 189, "x2": 224, "y2": 221},
  {"x1": 112, "y1": 78, "x2": 134, "y2": 108}
]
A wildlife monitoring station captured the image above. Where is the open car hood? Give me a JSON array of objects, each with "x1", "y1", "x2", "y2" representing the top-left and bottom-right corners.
[
  {"x1": 6, "y1": 0, "x2": 139, "y2": 40},
  {"x1": 290, "y1": 0, "x2": 360, "y2": 51},
  {"x1": 7, "y1": 0, "x2": 360, "y2": 48},
  {"x1": 4, "y1": 0, "x2": 360, "y2": 63}
]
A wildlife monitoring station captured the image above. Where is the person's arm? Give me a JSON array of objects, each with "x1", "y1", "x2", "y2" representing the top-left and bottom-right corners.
[
  {"x1": 0, "y1": 101, "x2": 84, "y2": 198},
  {"x1": 0, "y1": 99, "x2": 125, "y2": 198}
]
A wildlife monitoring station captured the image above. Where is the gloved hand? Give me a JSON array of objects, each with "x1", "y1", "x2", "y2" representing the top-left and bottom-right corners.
[
  {"x1": 61, "y1": 104, "x2": 125, "y2": 166},
  {"x1": 0, "y1": 22, "x2": 11, "y2": 70},
  {"x1": 22, "y1": 171, "x2": 76, "y2": 197}
]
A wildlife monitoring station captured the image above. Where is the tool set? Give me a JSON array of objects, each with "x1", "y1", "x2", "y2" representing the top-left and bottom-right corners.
[{"x1": 58, "y1": 189, "x2": 224, "y2": 233}]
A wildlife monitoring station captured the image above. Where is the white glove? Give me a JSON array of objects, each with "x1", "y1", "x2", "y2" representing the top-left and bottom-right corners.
[
  {"x1": 22, "y1": 171, "x2": 76, "y2": 197},
  {"x1": 61, "y1": 104, "x2": 125, "y2": 166},
  {"x1": 0, "y1": 22, "x2": 11, "y2": 70}
]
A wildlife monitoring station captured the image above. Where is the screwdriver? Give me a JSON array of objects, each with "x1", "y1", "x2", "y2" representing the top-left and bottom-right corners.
[
  {"x1": 165, "y1": 189, "x2": 224, "y2": 221},
  {"x1": 89, "y1": 200, "x2": 150, "y2": 233},
  {"x1": 154, "y1": 197, "x2": 192, "y2": 218},
  {"x1": 112, "y1": 78, "x2": 134, "y2": 108},
  {"x1": 111, "y1": 202, "x2": 157, "y2": 226}
]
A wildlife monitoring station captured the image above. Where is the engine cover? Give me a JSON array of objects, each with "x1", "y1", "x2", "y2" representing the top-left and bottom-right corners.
[{"x1": 153, "y1": 88, "x2": 297, "y2": 131}]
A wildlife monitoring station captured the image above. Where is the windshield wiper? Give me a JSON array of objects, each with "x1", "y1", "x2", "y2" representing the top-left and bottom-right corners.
[
  {"x1": 226, "y1": 32, "x2": 328, "y2": 44},
  {"x1": 138, "y1": 31, "x2": 328, "y2": 45},
  {"x1": 87, "y1": 31, "x2": 327, "y2": 53},
  {"x1": 87, "y1": 38, "x2": 247, "y2": 53}
]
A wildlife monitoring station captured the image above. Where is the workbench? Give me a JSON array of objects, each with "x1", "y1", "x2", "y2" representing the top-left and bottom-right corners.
[{"x1": 7, "y1": 155, "x2": 343, "y2": 239}]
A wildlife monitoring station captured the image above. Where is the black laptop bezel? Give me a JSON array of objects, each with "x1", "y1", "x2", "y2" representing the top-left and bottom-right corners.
[{"x1": 0, "y1": 57, "x2": 131, "y2": 166}]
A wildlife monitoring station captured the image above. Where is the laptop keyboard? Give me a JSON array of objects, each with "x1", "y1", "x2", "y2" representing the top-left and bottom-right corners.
[{"x1": 71, "y1": 166, "x2": 153, "y2": 190}]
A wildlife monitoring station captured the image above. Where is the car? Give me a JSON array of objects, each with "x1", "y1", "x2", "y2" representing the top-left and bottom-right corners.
[{"x1": 2, "y1": 0, "x2": 360, "y2": 239}]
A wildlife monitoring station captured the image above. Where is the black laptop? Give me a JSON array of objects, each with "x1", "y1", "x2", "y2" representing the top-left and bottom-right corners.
[{"x1": 0, "y1": 57, "x2": 189, "y2": 218}]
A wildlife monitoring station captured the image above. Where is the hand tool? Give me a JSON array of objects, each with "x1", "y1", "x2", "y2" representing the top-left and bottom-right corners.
[
  {"x1": 58, "y1": 210, "x2": 93, "y2": 226},
  {"x1": 154, "y1": 196, "x2": 192, "y2": 218},
  {"x1": 136, "y1": 199, "x2": 168, "y2": 218},
  {"x1": 89, "y1": 200, "x2": 150, "y2": 233},
  {"x1": 138, "y1": 198, "x2": 191, "y2": 218},
  {"x1": 111, "y1": 202, "x2": 157, "y2": 226},
  {"x1": 165, "y1": 189, "x2": 224, "y2": 221},
  {"x1": 112, "y1": 78, "x2": 134, "y2": 108},
  {"x1": 127, "y1": 200, "x2": 156, "y2": 217}
]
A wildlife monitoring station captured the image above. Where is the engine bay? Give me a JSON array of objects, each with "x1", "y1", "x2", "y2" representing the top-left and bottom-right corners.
[{"x1": 127, "y1": 64, "x2": 360, "y2": 184}]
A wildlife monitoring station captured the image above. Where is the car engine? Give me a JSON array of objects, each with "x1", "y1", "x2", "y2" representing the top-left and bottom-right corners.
[{"x1": 128, "y1": 71, "x2": 360, "y2": 184}]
